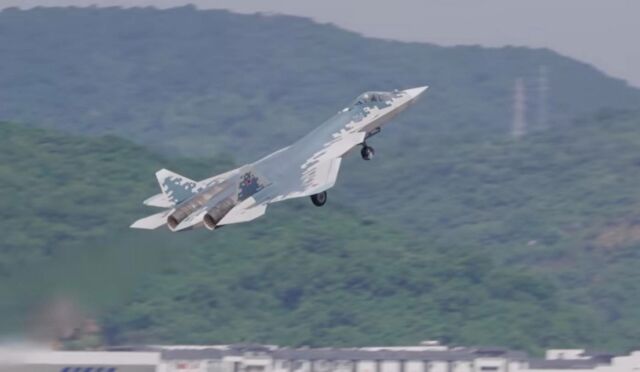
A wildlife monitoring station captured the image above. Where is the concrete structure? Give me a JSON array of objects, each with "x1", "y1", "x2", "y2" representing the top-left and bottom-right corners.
[
  {"x1": 1, "y1": 343, "x2": 638, "y2": 372},
  {"x1": 155, "y1": 343, "x2": 526, "y2": 372},
  {"x1": 0, "y1": 346, "x2": 159, "y2": 372}
]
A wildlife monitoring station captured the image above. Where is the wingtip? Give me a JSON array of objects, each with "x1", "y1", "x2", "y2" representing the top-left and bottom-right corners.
[
  {"x1": 155, "y1": 168, "x2": 170, "y2": 179},
  {"x1": 130, "y1": 210, "x2": 171, "y2": 230},
  {"x1": 130, "y1": 220, "x2": 155, "y2": 229},
  {"x1": 130, "y1": 220, "x2": 146, "y2": 229}
]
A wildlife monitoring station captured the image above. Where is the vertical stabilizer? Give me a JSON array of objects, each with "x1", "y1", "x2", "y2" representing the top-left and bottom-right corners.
[{"x1": 155, "y1": 169, "x2": 200, "y2": 204}]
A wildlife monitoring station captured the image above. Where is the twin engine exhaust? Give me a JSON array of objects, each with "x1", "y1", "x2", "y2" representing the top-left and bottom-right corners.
[
  {"x1": 166, "y1": 181, "x2": 237, "y2": 232},
  {"x1": 167, "y1": 202, "x2": 201, "y2": 231},
  {"x1": 202, "y1": 197, "x2": 236, "y2": 230}
]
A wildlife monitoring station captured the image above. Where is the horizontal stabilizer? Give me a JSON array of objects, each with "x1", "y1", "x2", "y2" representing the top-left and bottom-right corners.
[
  {"x1": 143, "y1": 193, "x2": 174, "y2": 208},
  {"x1": 130, "y1": 209, "x2": 173, "y2": 230}
]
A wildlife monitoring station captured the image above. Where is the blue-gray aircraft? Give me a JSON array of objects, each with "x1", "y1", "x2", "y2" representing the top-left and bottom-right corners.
[{"x1": 131, "y1": 86, "x2": 428, "y2": 231}]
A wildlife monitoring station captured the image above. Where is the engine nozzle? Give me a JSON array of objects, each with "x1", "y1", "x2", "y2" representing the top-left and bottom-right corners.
[{"x1": 203, "y1": 197, "x2": 237, "y2": 231}]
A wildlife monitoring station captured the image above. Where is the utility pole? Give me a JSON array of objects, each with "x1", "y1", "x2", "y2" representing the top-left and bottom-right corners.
[
  {"x1": 512, "y1": 77, "x2": 526, "y2": 139},
  {"x1": 537, "y1": 65, "x2": 549, "y2": 129}
]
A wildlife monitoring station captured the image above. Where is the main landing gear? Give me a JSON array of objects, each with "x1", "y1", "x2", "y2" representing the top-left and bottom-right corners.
[
  {"x1": 310, "y1": 191, "x2": 327, "y2": 207},
  {"x1": 360, "y1": 127, "x2": 380, "y2": 161},
  {"x1": 361, "y1": 144, "x2": 375, "y2": 160}
]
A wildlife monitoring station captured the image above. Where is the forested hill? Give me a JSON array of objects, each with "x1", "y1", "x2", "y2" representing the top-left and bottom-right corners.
[
  {"x1": 2, "y1": 112, "x2": 640, "y2": 352},
  {"x1": 0, "y1": 6, "x2": 639, "y2": 160},
  {"x1": 3, "y1": 6, "x2": 640, "y2": 354},
  {"x1": 0, "y1": 123, "x2": 597, "y2": 352}
]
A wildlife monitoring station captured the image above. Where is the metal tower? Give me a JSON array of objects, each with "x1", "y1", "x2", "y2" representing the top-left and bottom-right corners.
[
  {"x1": 537, "y1": 65, "x2": 549, "y2": 129},
  {"x1": 512, "y1": 77, "x2": 527, "y2": 139}
]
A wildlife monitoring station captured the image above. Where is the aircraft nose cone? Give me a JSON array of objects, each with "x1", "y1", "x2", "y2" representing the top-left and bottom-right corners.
[{"x1": 403, "y1": 86, "x2": 429, "y2": 101}]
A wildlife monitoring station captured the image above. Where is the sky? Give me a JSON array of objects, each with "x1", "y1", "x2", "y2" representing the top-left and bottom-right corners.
[{"x1": 1, "y1": 0, "x2": 639, "y2": 88}]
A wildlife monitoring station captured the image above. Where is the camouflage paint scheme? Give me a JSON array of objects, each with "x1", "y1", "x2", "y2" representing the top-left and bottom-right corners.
[{"x1": 131, "y1": 86, "x2": 428, "y2": 232}]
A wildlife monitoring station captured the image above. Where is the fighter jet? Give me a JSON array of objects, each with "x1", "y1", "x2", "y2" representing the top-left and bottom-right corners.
[{"x1": 131, "y1": 86, "x2": 428, "y2": 231}]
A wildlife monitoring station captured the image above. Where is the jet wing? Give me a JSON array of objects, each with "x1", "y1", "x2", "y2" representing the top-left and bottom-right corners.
[
  {"x1": 269, "y1": 131, "x2": 366, "y2": 202},
  {"x1": 211, "y1": 132, "x2": 364, "y2": 227},
  {"x1": 272, "y1": 157, "x2": 343, "y2": 201}
]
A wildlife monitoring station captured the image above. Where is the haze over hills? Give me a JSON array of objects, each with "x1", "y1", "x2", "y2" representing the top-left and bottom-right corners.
[
  {"x1": 2, "y1": 6, "x2": 640, "y2": 353},
  {"x1": 6, "y1": 1, "x2": 638, "y2": 88},
  {"x1": 0, "y1": 6, "x2": 639, "y2": 160}
]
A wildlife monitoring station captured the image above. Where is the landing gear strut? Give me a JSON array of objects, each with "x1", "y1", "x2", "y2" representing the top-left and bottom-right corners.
[
  {"x1": 361, "y1": 144, "x2": 375, "y2": 160},
  {"x1": 311, "y1": 191, "x2": 327, "y2": 207}
]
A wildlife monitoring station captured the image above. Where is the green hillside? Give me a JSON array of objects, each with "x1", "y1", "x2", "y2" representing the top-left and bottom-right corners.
[
  {"x1": 104, "y1": 109, "x2": 640, "y2": 352},
  {"x1": 340, "y1": 110, "x2": 640, "y2": 351},
  {"x1": 0, "y1": 122, "x2": 192, "y2": 333},
  {"x1": 0, "y1": 122, "x2": 623, "y2": 353},
  {"x1": 2, "y1": 6, "x2": 640, "y2": 354}
]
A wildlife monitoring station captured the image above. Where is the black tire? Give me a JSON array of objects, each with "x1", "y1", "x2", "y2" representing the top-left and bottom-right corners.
[
  {"x1": 361, "y1": 145, "x2": 375, "y2": 160},
  {"x1": 311, "y1": 191, "x2": 327, "y2": 207}
]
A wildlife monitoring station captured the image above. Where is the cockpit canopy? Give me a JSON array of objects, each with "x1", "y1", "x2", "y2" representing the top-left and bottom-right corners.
[{"x1": 353, "y1": 91, "x2": 393, "y2": 106}]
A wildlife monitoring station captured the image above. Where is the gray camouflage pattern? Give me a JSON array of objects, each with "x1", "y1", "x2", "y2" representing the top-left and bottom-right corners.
[{"x1": 131, "y1": 86, "x2": 428, "y2": 231}]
